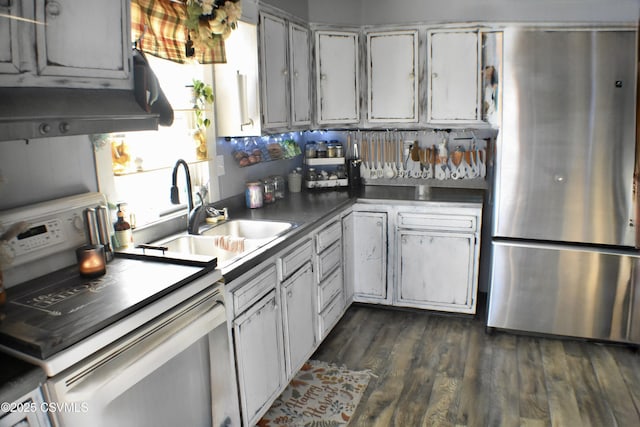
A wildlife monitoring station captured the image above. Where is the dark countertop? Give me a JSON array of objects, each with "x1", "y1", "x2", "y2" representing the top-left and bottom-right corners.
[
  {"x1": 217, "y1": 186, "x2": 485, "y2": 282},
  {"x1": 0, "y1": 352, "x2": 46, "y2": 405}
]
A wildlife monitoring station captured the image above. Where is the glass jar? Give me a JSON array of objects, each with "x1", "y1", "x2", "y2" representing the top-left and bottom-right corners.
[
  {"x1": 305, "y1": 143, "x2": 317, "y2": 159},
  {"x1": 306, "y1": 167, "x2": 317, "y2": 182},
  {"x1": 272, "y1": 175, "x2": 285, "y2": 199},
  {"x1": 316, "y1": 141, "x2": 327, "y2": 158},
  {"x1": 263, "y1": 178, "x2": 275, "y2": 204},
  {"x1": 245, "y1": 181, "x2": 263, "y2": 209},
  {"x1": 335, "y1": 143, "x2": 344, "y2": 158},
  {"x1": 327, "y1": 144, "x2": 337, "y2": 158}
]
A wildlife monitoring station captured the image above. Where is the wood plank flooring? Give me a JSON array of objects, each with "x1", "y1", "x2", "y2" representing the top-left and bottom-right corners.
[{"x1": 311, "y1": 302, "x2": 640, "y2": 427}]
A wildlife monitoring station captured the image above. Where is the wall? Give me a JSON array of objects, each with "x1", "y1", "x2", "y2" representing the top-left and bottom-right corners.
[
  {"x1": 309, "y1": 0, "x2": 640, "y2": 25},
  {"x1": 261, "y1": 0, "x2": 309, "y2": 21},
  {"x1": 0, "y1": 136, "x2": 97, "y2": 210}
]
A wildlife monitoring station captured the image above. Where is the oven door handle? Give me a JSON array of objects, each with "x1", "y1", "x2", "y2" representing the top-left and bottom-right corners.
[{"x1": 62, "y1": 294, "x2": 226, "y2": 405}]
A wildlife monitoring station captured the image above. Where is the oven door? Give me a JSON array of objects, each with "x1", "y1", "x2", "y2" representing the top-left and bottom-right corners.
[{"x1": 45, "y1": 286, "x2": 239, "y2": 427}]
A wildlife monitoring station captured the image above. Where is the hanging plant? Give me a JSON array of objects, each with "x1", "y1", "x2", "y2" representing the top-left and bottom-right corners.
[{"x1": 191, "y1": 78, "x2": 214, "y2": 129}]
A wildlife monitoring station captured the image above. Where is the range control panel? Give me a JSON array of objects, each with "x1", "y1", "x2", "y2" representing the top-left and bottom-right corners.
[{"x1": 0, "y1": 193, "x2": 106, "y2": 269}]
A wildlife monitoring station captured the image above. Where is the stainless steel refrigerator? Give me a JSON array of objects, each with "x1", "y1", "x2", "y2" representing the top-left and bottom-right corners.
[{"x1": 487, "y1": 27, "x2": 640, "y2": 344}]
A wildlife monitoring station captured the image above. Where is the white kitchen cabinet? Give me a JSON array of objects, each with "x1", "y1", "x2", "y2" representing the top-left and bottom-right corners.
[
  {"x1": 342, "y1": 212, "x2": 355, "y2": 304},
  {"x1": 0, "y1": 0, "x2": 131, "y2": 89},
  {"x1": 367, "y1": 30, "x2": 419, "y2": 123},
  {"x1": 259, "y1": 13, "x2": 289, "y2": 128},
  {"x1": 427, "y1": 29, "x2": 481, "y2": 124},
  {"x1": 281, "y1": 262, "x2": 315, "y2": 377},
  {"x1": 258, "y1": 12, "x2": 311, "y2": 130},
  {"x1": 233, "y1": 289, "x2": 285, "y2": 426},
  {"x1": 351, "y1": 211, "x2": 388, "y2": 302},
  {"x1": 0, "y1": 0, "x2": 21, "y2": 75},
  {"x1": 395, "y1": 208, "x2": 481, "y2": 313},
  {"x1": 215, "y1": 20, "x2": 262, "y2": 136},
  {"x1": 315, "y1": 30, "x2": 360, "y2": 124},
  {"x1": 288, "y1": 22, "x2": 312, "y2": 126}
]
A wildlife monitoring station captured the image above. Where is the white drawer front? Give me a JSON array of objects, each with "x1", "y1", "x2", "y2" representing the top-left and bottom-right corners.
[
  {"x1": 318, "y1": 267, "x2": 343, "y2": 311},
  {"x1": 279, "y1": 238, "x2": 313, "y2": 280},
  {"x1": 397, "y1": 213, "x2": 477, "y2": 231},
  {"x1": 317, "y1": 242, "x2": 342, "y2": 282},
  {"x1": 319, "y1": 293, "x2": 344, "y2": 339},
  {"x1": 316, "y1": 220, "x2": 341, "y2": 253},
  {"x1": 232, "y1": 264, "x2": 277, "y2": 316}
]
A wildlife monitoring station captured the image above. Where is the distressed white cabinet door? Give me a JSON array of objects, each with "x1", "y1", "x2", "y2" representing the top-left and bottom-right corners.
[
  {"x1": 397, "y1": 229, "x2": 478, "y2": 313},
  {"x1": 0, "y1": 0, "x2": 21, "y2": 75},
  {"x1": 35, "y1": 0, "x2": 129, "y2": 83},
  {"x1": 352, "y1": 211, "x2": 388, "y2": 301},
  {"x1": 428, "y1": 29, "x2": 480, "y2": 124},
  {"x1": 367, "y1": 30, "x2": 419, "y2": 123},
  {"x1": 260, "y1": 12, "x2": 289, "y2": 128},
  {"x1": 234, "y1": 290, "x2": 286, "y2": 426},
  {"x1": 315, "y1": 30, "x2": 359, "y2": 124},
  {"x1": 281, "y1": 262, "x2": 315, "y2": 378},
  {"x1": 341, "y1": 212, "x2": 355, "y2": 304},
  {"x1": 289, "y1": 22, "x2": 311, "y2": 126}
]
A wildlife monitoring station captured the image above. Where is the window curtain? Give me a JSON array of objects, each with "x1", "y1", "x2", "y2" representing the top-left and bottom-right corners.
[{"x1": 131, "y1": 0, "x2": 227, "y2": 64}]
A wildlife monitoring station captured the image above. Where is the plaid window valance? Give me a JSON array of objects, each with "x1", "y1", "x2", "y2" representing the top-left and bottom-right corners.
[{"x1": 131, "y1": 0, "x2": 227, "y2": 64}]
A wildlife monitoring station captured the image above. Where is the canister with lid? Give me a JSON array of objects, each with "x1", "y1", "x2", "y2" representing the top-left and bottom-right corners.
[
  {"x1": 316, "y1": 141, "x2": 327, "y2": 158},
  {"x1": 305, "y1": 142, "x2": 317, "y2": 158},
  {"x1": 272, "y1": 175, "x2": 285, "y2": 199},
  {"x1": 263, "y1": 178, "x2": 275, "y2": 204}
]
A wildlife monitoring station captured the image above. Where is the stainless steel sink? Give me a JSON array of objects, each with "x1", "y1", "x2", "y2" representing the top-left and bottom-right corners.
[
  {"x1": 152, "y1": 220, "x2": 295, "y2": 267},
  {"x1": 201, "y1": 219, "x2": 293, "y2": 240}
]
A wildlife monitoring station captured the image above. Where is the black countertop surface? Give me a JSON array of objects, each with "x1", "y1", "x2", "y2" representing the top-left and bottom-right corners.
[{"x1": 0, "y1": 352, "x2": 46, "y2": 406}]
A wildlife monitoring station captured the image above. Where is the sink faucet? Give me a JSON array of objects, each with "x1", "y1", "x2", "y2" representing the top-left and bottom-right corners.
[{"x1": 170, "y1": 159, "x2": 206, "y2": 234}]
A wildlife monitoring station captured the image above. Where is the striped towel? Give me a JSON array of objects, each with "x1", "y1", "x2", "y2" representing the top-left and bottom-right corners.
[{"x1": 212, "y1": 235, "x2": 245, "y2": 253}]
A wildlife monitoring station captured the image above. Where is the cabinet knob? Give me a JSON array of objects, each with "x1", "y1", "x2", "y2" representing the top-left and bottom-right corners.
[
  {"x1": 46, "y1": 1, "x2": 61, "y2": 17},
  {"x1": 282, "y1": 70, "x2": 288, "y2": 76},
  {"x1": 294, "y1": 71, "x2": 299, "y2": 78},
  {"x1": 376, "y1": 221, "x2": 382, "y2": 226},
  {"x1": 39, "y1": 123, "x2": 51, "y2": 135},
  {"x1": 59, "y1": 122, "x2": 71, "y2": 133},
  {"x1": 287, "y1": 291, "x2": 293, "y2": 298},
  {"x1": 320, "y1": 74, "x2": 327, "y2": 81},
  {"x1": 432, "y1": 72, "x2": 438, "y2": 79}
]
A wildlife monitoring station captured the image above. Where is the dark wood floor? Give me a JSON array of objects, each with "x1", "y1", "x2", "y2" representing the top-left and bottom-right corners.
[{"x1": 311, "y1": 302, "x2": 640, "y2": 427}]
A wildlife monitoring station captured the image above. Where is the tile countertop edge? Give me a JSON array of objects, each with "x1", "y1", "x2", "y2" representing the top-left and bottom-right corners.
[
  {"x1": 0, "y1": 352, "x2": 46, "y2": 406},
  {"x1": 219, "y1": 186, "x2": 485, "y2": 283}
]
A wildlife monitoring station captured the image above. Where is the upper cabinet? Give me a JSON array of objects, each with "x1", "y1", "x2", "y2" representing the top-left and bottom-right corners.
[
  {"x1": 258, "y1": 12, "x2": 311, "y2": 131},
  {"x1": 315, "y1": 30, "x2": 360, "y2": 125},
  {"x1": 215, "y1": 21, "x2": 262, "y2": 137},
  {"x1": 366, "y1": 30, "x2": 419, "y2": 123},
  {"x1": 0, "y1": 0, "x2": 131, "y2": 89},
  {"x1": 427, "y1": 28, "x2": 481, "y2": 124}
]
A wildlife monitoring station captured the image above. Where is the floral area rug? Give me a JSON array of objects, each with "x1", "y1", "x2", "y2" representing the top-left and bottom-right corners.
[{"x1": 258, "y1": 360, "x2": 371, "y2": 427}]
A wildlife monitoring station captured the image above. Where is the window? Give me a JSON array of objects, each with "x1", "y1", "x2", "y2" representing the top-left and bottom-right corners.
[{"x1": 94, "y1": 55, "x2": 217, "y2": 228}]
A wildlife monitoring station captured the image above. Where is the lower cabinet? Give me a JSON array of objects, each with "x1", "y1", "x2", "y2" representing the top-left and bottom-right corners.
[
  {"x1": 351, "y1": 210, "x2": 388, "y2": 303},
  {"x1": 281, "y1": 261, "x2": 315, "y2": 378},
  {"x1": 397, "y1": 229, "x2": 478, "y2": 313},
  {"x1": 233, "y1": 288, "x2": 285, "y2": 426}
]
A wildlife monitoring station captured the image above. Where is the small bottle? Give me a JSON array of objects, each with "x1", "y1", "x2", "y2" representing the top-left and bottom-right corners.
[{"x1": 114, "y1": 205, "x2": 133, "y2": 249}]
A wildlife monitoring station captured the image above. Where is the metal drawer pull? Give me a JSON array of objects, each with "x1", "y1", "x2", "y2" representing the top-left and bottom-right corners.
[{"x1": 136, "y1": 244, "x2": 169, "y2": 254}]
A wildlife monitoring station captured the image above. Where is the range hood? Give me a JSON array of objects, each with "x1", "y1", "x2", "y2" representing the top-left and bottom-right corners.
[{"x1": 0, "y1": 87, "x2": 160, "y2": 142}]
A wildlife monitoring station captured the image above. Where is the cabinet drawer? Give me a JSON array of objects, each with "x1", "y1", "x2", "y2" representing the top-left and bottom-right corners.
[
  {"x1": 316, "y1": 220, "x2": 341, "y2": 253},
  {"x1": 279, "y1": 238, "x2": 313, "y2": 280},
  {"x1": 319, "y1": 292, "x2": 344, "y2": 339},
  {"x1": 318, "y1": 267, "x2": 343, "y2": 312},
  {"x1": 317, "y1": 242, "x2": 342, "y2": 282},
  {"x1": 397, "y1": 213, "x2": 477, "y2": 231},
  {"x1": 232, "y1": 265, "x2": 277, "y2": 315}
]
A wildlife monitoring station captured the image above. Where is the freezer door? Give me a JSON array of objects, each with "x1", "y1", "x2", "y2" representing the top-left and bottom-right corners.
[
  {"x1": 488, "y1": 241, "x2": 639, "y2": 343},
  {"x1": 495, "y1": 29, "x2": 638, "y2": 246}
]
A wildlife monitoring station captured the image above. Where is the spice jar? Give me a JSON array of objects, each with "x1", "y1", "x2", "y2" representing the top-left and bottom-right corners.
[
  {"x1": 306, "y1": 167, "x2": 317, "y2": 182},
  {"x1": 263, "y1": 178, "x2": 275, "y2": 204},
  {"x1": 272, "y1": 175, "x2": 285, "y2": 199},
  {"x1": 327, "y1": 144, "x2": 337, "y2": 158},
  {"x1": 305, "y1": 143, "x2": 317, "y2": 158},
  {"x1": 334, "y1": 142, "x2": 344, "y2": 158},
  {"x1": 245, "y1": 181, "x2": 263, "y2": 209},
  {"x1": 316, "y1": 141, "x2": 327, "y2": 158}
]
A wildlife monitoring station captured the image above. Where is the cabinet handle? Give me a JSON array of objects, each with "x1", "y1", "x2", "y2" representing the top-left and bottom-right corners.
[{"x1": 46, "y1": 0, "x2": 61, "y2": 17}]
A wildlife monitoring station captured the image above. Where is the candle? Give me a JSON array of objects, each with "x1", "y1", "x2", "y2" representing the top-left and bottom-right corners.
[{"x1": 76, "y1": 245, "x2": 106, "y2": 277}]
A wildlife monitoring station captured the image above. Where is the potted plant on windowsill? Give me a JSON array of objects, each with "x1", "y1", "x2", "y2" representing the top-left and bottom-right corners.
[{"x1": 190, "y1": 78, "x2": 214, "y2": 160}]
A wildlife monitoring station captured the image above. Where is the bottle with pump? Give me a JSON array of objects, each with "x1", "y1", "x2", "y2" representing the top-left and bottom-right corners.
[{"x1": 114, "y1": 204, "x2": 132, "y2": 249}]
